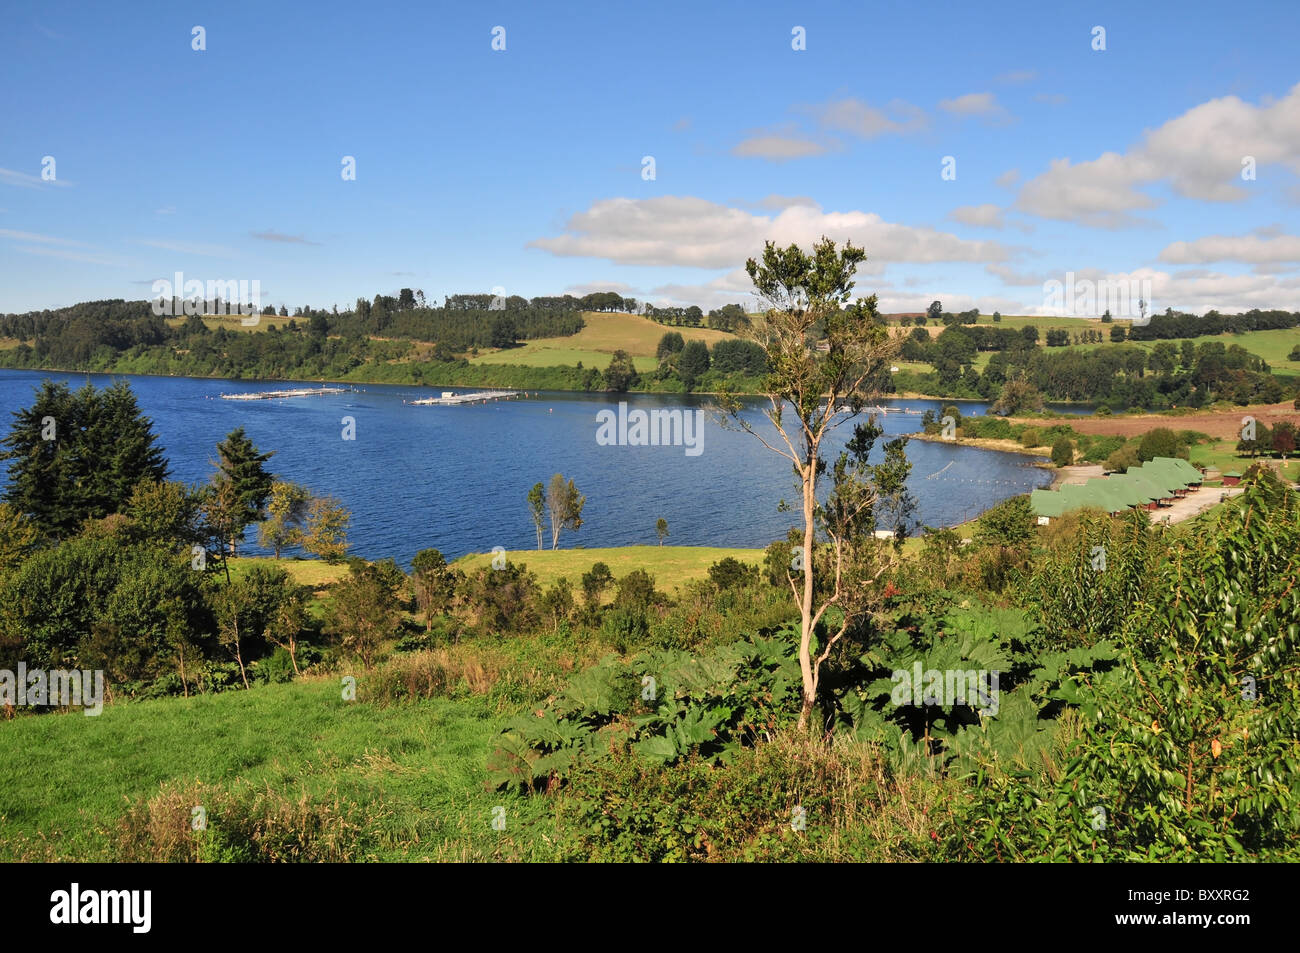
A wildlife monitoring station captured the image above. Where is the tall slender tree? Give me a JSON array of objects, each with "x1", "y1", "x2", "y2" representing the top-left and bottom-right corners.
[
  {"x1": 719, "y1": 236, "x2": 907, "y2": 730},
  {"x1": 545, "y1": 474, "x2": 585, "y2": 549},
  {"x1": 526, "y1": 482, "x2": 546, "y2": 550}
]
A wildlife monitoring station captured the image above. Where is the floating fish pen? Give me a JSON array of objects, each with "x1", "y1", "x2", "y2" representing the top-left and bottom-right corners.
[
  {"x1": 408, "y1": 390, "x2": 521, "y2": 406},
  {"x1": 219, "y1": 386, "x2": 349, "y2": 401}
]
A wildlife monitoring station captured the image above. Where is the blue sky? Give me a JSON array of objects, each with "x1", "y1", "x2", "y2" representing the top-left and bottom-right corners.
[{"x1": 2, "y1": 0, "x2": 1299, "y2": 316}]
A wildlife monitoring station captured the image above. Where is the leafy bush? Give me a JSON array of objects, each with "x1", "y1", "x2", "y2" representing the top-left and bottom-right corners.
[
  {"x1": 951, "y1": 477, "x2": 1300, "y2": 861},
  {"x1": 360, "y1": 647, "x2": 498, "y2": 706},
  {"x1": 556, "y1": 730, "x2": 954, "y2": 862},
  {"x1": 708, "y1": 556, "x2": 759, "y2": 590},
  {"x1": 116, "y1": 778, "x2": 371, "y2": 862},
  {"x1": 487, "y1": 628, "x2": 802, "y2": 792}
]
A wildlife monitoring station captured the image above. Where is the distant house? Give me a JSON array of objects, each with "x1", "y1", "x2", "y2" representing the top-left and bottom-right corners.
[{"x1": 1222, "y1": 471, "x2": 1242, "y2": 486}]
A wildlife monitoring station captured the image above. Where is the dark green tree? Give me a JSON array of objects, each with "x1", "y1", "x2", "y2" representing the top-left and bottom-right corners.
[
  {"x1": 0, "y1": 381, "x2": 167, "y2": 537},
  {"x1": 677, "y1": 339, "x2": 710, "y2": 389},
  {"x1": 209, "y1": 428, "x2": 274, "y2": 556},
  {"x1": 603, "y1": 350, "x2": 640, "y2": 392}
]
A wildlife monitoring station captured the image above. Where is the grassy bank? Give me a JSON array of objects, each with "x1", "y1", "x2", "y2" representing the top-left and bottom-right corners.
[
  {"x1": 453, "y1": 544, "x2": 766, "y2": 593},
  {"x1": 0, "y1": 678, "x2": 554, "y2": 861}
]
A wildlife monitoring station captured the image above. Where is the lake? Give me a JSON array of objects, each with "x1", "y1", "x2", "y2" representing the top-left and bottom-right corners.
[{"x1": 0, "y1": 371, "x2": 1077, "y2": 563}]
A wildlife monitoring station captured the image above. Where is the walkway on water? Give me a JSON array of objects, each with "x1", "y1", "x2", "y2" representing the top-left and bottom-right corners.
[
  {"x1": 407, "y1": 390, "x2": 522, "y2": 405},
  {"x1": 219, "y1": 386, "x2": 350, "y2": 400}
]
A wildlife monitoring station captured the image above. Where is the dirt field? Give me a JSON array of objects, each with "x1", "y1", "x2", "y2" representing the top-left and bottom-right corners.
[{"x1": 1012, "y1": 402, "x2": 1300, "y2": 439}]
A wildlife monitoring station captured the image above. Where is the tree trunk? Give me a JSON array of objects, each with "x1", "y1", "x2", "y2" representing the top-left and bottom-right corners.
[
  {"x1": 178, "y1": 643, "x2": 190, "y2": 698},
  {"x1": 232, "y1": 619, "x2": 250, "y2": 689},
  {"x1": 796, "y1": 456, "x2": 817, "y2": 730}
]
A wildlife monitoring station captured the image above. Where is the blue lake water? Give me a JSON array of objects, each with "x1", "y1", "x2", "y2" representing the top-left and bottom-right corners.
[{"x1": 0, "y1": 371, "x2": 1082, "y2": 563}]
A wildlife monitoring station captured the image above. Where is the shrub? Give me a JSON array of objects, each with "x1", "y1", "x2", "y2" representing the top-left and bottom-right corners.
[
  {"x1": 360, "y1": 647, "x2": 498, "y2": 705},
  {"x1": 1050, "y1": 436, "x2": 1074, "y2": 467},
  {"x1": 1106, "y1": 445, "x2": 1139, "y2": 473},
  {"x1": 1137, "y1": 426, "x2": 1180, "y2": 462},
  {"x1": 116, "y1": 778, "x2": 371, "y2": 862},
  {"x1": 486, "y1": 631, "x2": 802, "y2": 793},
  {"x1": 708, "y1": 556, "x2": 758, "y2": 590},
  {"x1": 556, "y1": 731, "x2": 955, "y2": 862}
]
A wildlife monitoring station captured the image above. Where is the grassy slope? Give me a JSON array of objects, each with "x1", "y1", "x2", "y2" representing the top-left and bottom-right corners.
[
  {"x1": 470, "y1": 311, "x2": 735, "y2": 371},
  {"x1": 453, "y1": 544, "x2": 765, "y2": 592},
  {"x1": 0, "y1": 679, "x2": 552, "y2": 861},
  {"x1": 226, "y1": 547, "x2": 768, "y2": 595}
]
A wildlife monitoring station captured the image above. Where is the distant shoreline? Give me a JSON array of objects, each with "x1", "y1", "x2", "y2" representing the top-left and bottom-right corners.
[{"x1": 0, "y1": 363, "x2": 973, "y2": 403}]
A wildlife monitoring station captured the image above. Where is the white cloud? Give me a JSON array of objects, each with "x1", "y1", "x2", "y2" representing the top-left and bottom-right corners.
[
  {"x1": 1159, "y1": 232, "x2": 1300, "y2": 265},
  {"x1": 529, "y1": 196, "x2": 1012, "y2": 270},
  {"x1": 251, "y1": 230, "x2": 321, "y2": 245},
  {"x1": 748, "y1": 194, "x2": 819, "y2": 211},
  {"x1": 1015, "y1": 267, "x2": 1300, "y2": 315},
  {"x1": 562, "y1": 281, "x2": 638, "y2": 297},
  {"x1": 647, "y1": 269, "x2": 757, "y2": 310},
  {"x1": 939, "y1": 92, "x2": 1001, "y2": 116},
  {"x1": 0, "y1": 228, "x2": 85, "y2": 246},
  {"x1": 949, "y1": 204, "x2": 1005, "y2": 228},
  {"x1": 0, "y1": 167, "x2": 72, "y2": 189},
  {"x1": 806, "y1": 98, "x2": 927, "y2": 137},
  {"x1": 985, "y1": 263, "x2": 1048, "y2": 286},
  {"x1": 731, "y1": 135, "x2": 829, "y2": 161},
  {"x1": 995, "y1": 168, "x2": 1020, "y2": 189},
  {"x1": 14, "y1": 245, "x2": 119, "y2": 266},
  {"x1": 996, "y1": 70, "x2": 1038, "y2": 85},
  {"x1": 1034, "y1": 93, "x2": 1067, "y2": 106},
  {"x1": 138, "y1": 238, "x2": 237, "y2": 257},
  {"x1": 1016, "y1": 83, "x2": 1300, "y2": 226}
]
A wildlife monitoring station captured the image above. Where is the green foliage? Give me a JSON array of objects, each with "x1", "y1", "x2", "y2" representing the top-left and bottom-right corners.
[
  {"x1": 836, "y1": 596, "x2": 1117, "y2": 779},
  {"x1": 1024, "y1": 508, "x2": 1159, "y2": 646},
  {"x1": 322, "y1": 562, "x2": 403, "y2": 667},
  {"x1": 708, "y1": 556, "x2": 759, "y2": 590},
  {"x1": 0, "y1": 380, "x2": 168, "y2": 538},
  {"x1": 487, "y1": 629, "x2": 802, "y2": 791},
  {"x1": 458, "y1": 562, "x2": 541, "y2": 633},
  {"x1": 301, "y1": 495, "x2": 350, "y2": 561},
  {"x1": 1137, "y1": 426, "x2": 1183, "y2": 462},
  {"x1": 952, "y1": 477, "x2": 1300, "y2": 860},
  {"x1": 603, "y1": 349, "x2": 640, "y2": 392},
  {"x1": 580, "y1": 561, "x2": 614, "y2": 607},
  {"x1": 258, "y1": 481, "x2": 311, "y2": 557},
  {"x1": 1050, "y1": 435, "x2": 1074, "y2": 467},
  {"x1": 210, "y1": 428, "x2": 274, "y2": 553},
  {"x1": 974, "y1": 495, "x2": 1034, "y2": 548},
  {"x1": 0, "y1": 502, "x2": 41, "y2": 577}
]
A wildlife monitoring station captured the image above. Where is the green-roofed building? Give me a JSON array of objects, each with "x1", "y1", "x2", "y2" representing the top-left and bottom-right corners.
[
  {"x1": 1086, "y1": 480, "x2": 1132, "y2": 515},
  {"x1": 1134, "y1": 459, "x2": 1191, "y2": 497},
  {"x1": 1127, "y1": 469, "x2": 1176, "y2": 507},
  {"x1": 1154, "y1": 456, "x2": 1203, "y2": 485},
  {"x1": 1107, "y1": 473, "x2": 1157, "y2": 507},
  {"x1": 1030, "y1": 488, "x2": 1068, "y2": 521}
]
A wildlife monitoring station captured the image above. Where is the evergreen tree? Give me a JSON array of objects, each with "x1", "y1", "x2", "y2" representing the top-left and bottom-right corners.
[
  {"x1": 210, "y1": 428, "x2": 274, "y2": 555},
  {"x1": 0, "y1": 380, "x2": 167, "y2": 537}
]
